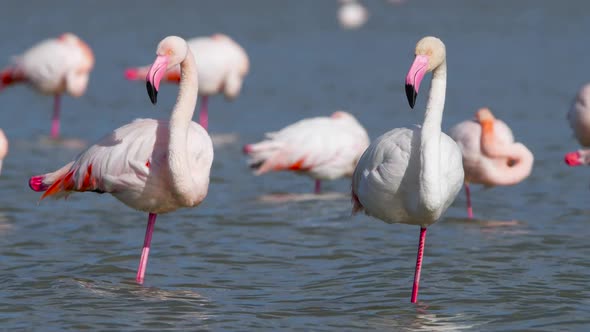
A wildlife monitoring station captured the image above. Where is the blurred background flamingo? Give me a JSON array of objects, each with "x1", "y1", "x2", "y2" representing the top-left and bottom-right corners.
[
  {"x1": 0, "y1": 33, "x2": 94, "y2": 140},
  {"x1": 450, "y1": 108, "x2": 534, "y2": 218},
  {"x1": 337, "y1": 0, "x2": 369, "y2": 30},
  {"x1": 28, "y1": 36, "x2": 213, "y2": 284},
  {"x1": 125, "y1": 33, "x2": 249, "y2": 131},
  {"x1": 564, "y1": 83, "x2": 590, "y2": 166},
  {"x1": 0, "y1": 129, "x2": 7, "y2": 174},
  {"x1": 244, "y1": 111, "x2": 369, "y2": 194}
]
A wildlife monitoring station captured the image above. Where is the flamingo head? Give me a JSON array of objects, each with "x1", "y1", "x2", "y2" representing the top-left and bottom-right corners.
[
  {"x1": 405, "y1": 36, "x2": 446, "y2": 109},
  {"x1": 146, "y1": 36, "x2": 188, "y2": 104}
]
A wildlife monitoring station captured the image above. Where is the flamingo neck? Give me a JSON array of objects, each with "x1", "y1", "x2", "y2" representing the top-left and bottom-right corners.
[
  {"x1": 419, "y1": 61, "x2": 446, "y2": 215},
  {"x1": 168, "y1": 47, "x2": 199, "y2": 203}
]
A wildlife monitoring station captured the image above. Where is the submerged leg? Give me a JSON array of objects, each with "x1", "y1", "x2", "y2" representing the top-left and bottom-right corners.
[
  {"x1": 411, "y1": 227, "x2": 427, "y2": 303},
  {"x1": 50, "y1": 94, "x2": 61, "y2": 139},
  {"x1": 199, "y1": 95, "x2": 209, "y2": 131},
  {"x1": 136, "y1": 213, "x2": 157, "y2": 284},
  {"x1": 314, "y1": 179, "x2": 321, "y2": 194},
  {"x1": 465, "y1": 182, "x2": 473, "y2": 219}
]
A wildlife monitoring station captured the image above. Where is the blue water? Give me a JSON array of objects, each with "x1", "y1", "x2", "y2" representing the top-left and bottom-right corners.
[{"x1": 1, "y1": 0, "x2": 590, "y2": 330}]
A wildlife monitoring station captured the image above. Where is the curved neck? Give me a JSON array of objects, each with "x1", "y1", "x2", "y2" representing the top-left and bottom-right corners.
[
  {"x1": 419, "y1": 61, "x2": 447, "y2": 212},
  {"x1": 168, "y1": 47, "x2": 199, "y2": 201},
  {"x1": 481, "y1": 131, "x2": 534, "y2": 185}
]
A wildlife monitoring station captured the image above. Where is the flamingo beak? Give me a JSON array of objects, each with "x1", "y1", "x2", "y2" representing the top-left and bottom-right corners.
[
  {"x1": 146, "y1": 55, "x2": 169, "y2": 105},
  {"x1": 405, "y1": 55, "x2": 429, "y2": 109}
]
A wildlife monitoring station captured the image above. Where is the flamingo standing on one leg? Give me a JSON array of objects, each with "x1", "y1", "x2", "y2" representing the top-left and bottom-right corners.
[
  {"x1": 0, "y1": 33, "x2": 94, "y2": 140},
  {"x1": 352, "y1": 37, "x2": 464, "y2": 303},
  {"x1": 28, "y1": 36, "x2": 213, "y2": 284},
  {"x1": 564, "y1": 83, "x2": 590, "y2": 166},
  {"x1": 125, "y1": 33, "x2": 249, "y2": 131},
  {"x1": 243, "y1": 111, "x2": 369, "y2": 194},
  {"x1": 0, "y1": 129, "x2": 8, "y2": 174},
  {"x1": 449, "y1": 108, "x2": 534, "y2": 218}
]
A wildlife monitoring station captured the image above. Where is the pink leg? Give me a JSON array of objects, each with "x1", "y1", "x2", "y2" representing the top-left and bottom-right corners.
[
  {"x1": 136, "y1": 213, "x2": 157, "y2": 284},
  {"x1": 199, "y1": 95, "x2": 208, "y2": 131},
  {"x1": 314, "y1": 179, "x2": 321, "y2": 194},
  {"x1": 411, "y1": 227, "x2": 427, "y2": 304},
  {"x1": 50, "y1": 94, "x2": 61, "y2": 139},
  {"x1": 465, "y1": 183, "x2": 473, "y2": 219}
]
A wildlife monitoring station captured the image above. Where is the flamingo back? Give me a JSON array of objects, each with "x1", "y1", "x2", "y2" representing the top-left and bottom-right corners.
[{"x1": 245, "y1": 112, "x2": 369, "y2": 180}]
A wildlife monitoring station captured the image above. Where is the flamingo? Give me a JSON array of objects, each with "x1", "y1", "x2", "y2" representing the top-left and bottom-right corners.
[
  {"x1": 243, "y1": 111, "x2": 369, "y2": 194},
  {"x1": 125, "y1": 33, "x2": 249, "y2": 131},
  {"x1": 449, "y1": 108, "x2": 534, "y2": 218},
  {"x1": 0, "y1": 33, "x2": 94, "y2": 139},
  {"x1": 0, "y1": 129, "x2": 8, "y2": 174},
  {"x1": 351, "y1": 36, "x2": 464, "y2": 303},
  {"x1": 337, "y1": 0, "x2": 369, "y2": 30},
  {"x1": 564, "y1": 83, "x2": 590, "y2": 166},
  {"x1": 28, "y1": 36, "x2": 214, "y2": 284}
]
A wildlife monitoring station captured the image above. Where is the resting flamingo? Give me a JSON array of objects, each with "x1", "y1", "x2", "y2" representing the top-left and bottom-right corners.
[
  {"x1": 244, "y1": 111, "x2": 369, "y2": 194},
  {"x1": 564, "y1": 83, "x2": 590, "y2": 166},
  {"x1": 449, "y1": 108, "x2": 534, "y2": 218},
  {"x1": 0, "y1": 129, "x2": 8, "y2": 174},
  {"x1": 0, "y1": 33, "x2": 94, "y2": 139},
  {"x1": 125, "y1": 33, "x2": 249, "y2": 131},
  {"x1": 28, "y1": 36, "x2": 213, "y2": 284},
  {"x1": 352, "y1": 36, "x2": 463, "y2": 303}
]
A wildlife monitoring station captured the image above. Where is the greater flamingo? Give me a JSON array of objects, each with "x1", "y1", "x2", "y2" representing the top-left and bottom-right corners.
[
  {"x1": 337, "y1": 0, "x2": 369, "y2": 30},
  {"x1": 564, "y1": 83, "x2": 590, "y2": 166},
  {"x1": 244, "y1": 111, "x2": 369, "y2": 194},
  {"x1": 0, "y1": 33, "x2": 94, "y2": 139},
  {"x1": 125, "y1": 33, "x2": 249, "y2": 131},
  {"x1": 449, "y1": 108, "x2": 534, "y2": 218},
  {"x1": 28, "y1": 36, "x2": 213, "y2": 284},
  {"x1": 351, "y1": 37, "x2": 463, "y2": 303},
  {"x1": 0, "y1": 129, "x2": 8, "y2": 174}
]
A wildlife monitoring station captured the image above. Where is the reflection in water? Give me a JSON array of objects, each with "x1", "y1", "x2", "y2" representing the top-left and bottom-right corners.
[
  {"x1": 211, "y1": 133, "x2": 238, "y2": 147},
  {"x1": 257, "y1": 191, "x2": 349, "y2": 203},
  {"x1": 368, "y1": 311, "x2": 480, "y2": 331},
  {"x1": 38, "y1": 135, "x2": 87, "y2": 150}
]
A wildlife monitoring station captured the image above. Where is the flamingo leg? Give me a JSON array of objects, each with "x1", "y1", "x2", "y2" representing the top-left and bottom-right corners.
[
  {"x1": 136, "y1": 213, "x2": 157, "y2": 284},
  {"x1": 199, "y1": 95, "x2": 209, "y2": 131},
  {"x1": 465, "y1": 182, "x2": 473, "y2": 219},
  {"x1": 411, "y1": 227, "x2": 427, "y2": 303},
  {"x1": 314, "y1": 179, "x2": 321, "y2": 194},
  {"x1": 50, "y1": 94, "x2": 61, "y2": 139}
]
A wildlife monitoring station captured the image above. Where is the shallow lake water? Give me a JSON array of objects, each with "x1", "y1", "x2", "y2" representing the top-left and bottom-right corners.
[{"x1": 1, "y1": 0, "x2": 590, "y2": 330}]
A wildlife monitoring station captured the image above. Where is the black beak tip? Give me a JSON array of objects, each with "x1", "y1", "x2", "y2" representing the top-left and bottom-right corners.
[
  {"x1": 405, "y1": 84, "x2": 417, "y2": 109},
  {"x1": 146, "y1": 81, "x2": 158, "y2": 105}
]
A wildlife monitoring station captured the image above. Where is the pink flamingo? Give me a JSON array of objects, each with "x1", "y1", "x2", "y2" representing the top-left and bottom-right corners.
[
  {"x1": 352, "y1": 37, "x2": 464, "y2": 303},
  {"x1": 125, "y1": 33, "x2": 249, "y2": 131},
  {"x1": 450, "y1": 108, "x2": 534, "y2": 218},
  {"x1": 0, "y1": 129, "x2": 7, "y2": 174},
  {"x1": 0, "y1": 33, "x2": 94, "y2": 139},
  {"x1": 564, "y1": 84, "x2": 590, "y2": 166},
  {"x1": 243, "y1": 111, "x2": 369, "y2": 194},
  {"x1": 28, "y1": 36, "x2": 214, "y2": 284}
]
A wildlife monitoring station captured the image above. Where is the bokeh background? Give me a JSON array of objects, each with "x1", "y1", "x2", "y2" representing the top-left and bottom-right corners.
[{"x1": 1, "y1": 0, "x2": 589, "y2": 330}]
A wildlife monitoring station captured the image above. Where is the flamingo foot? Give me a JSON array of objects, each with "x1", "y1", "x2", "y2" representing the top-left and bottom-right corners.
[
  {"x1": 565, "y1": 151, "x2": 582, "y2": 166},
  {"x1": 314, "y1": 179, "x2": 321, "y2": 194}
]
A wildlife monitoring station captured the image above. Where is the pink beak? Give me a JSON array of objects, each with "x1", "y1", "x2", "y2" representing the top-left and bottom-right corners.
[
  {"x1": 405, "y1": 54, "x2": 429, "y2": 109},
  {"x1": 146, "y1": 55, "x2": 169, "y2": 104},
  {"x1": 564, "y1": 151, "x2": 582, "y2": 166}
]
